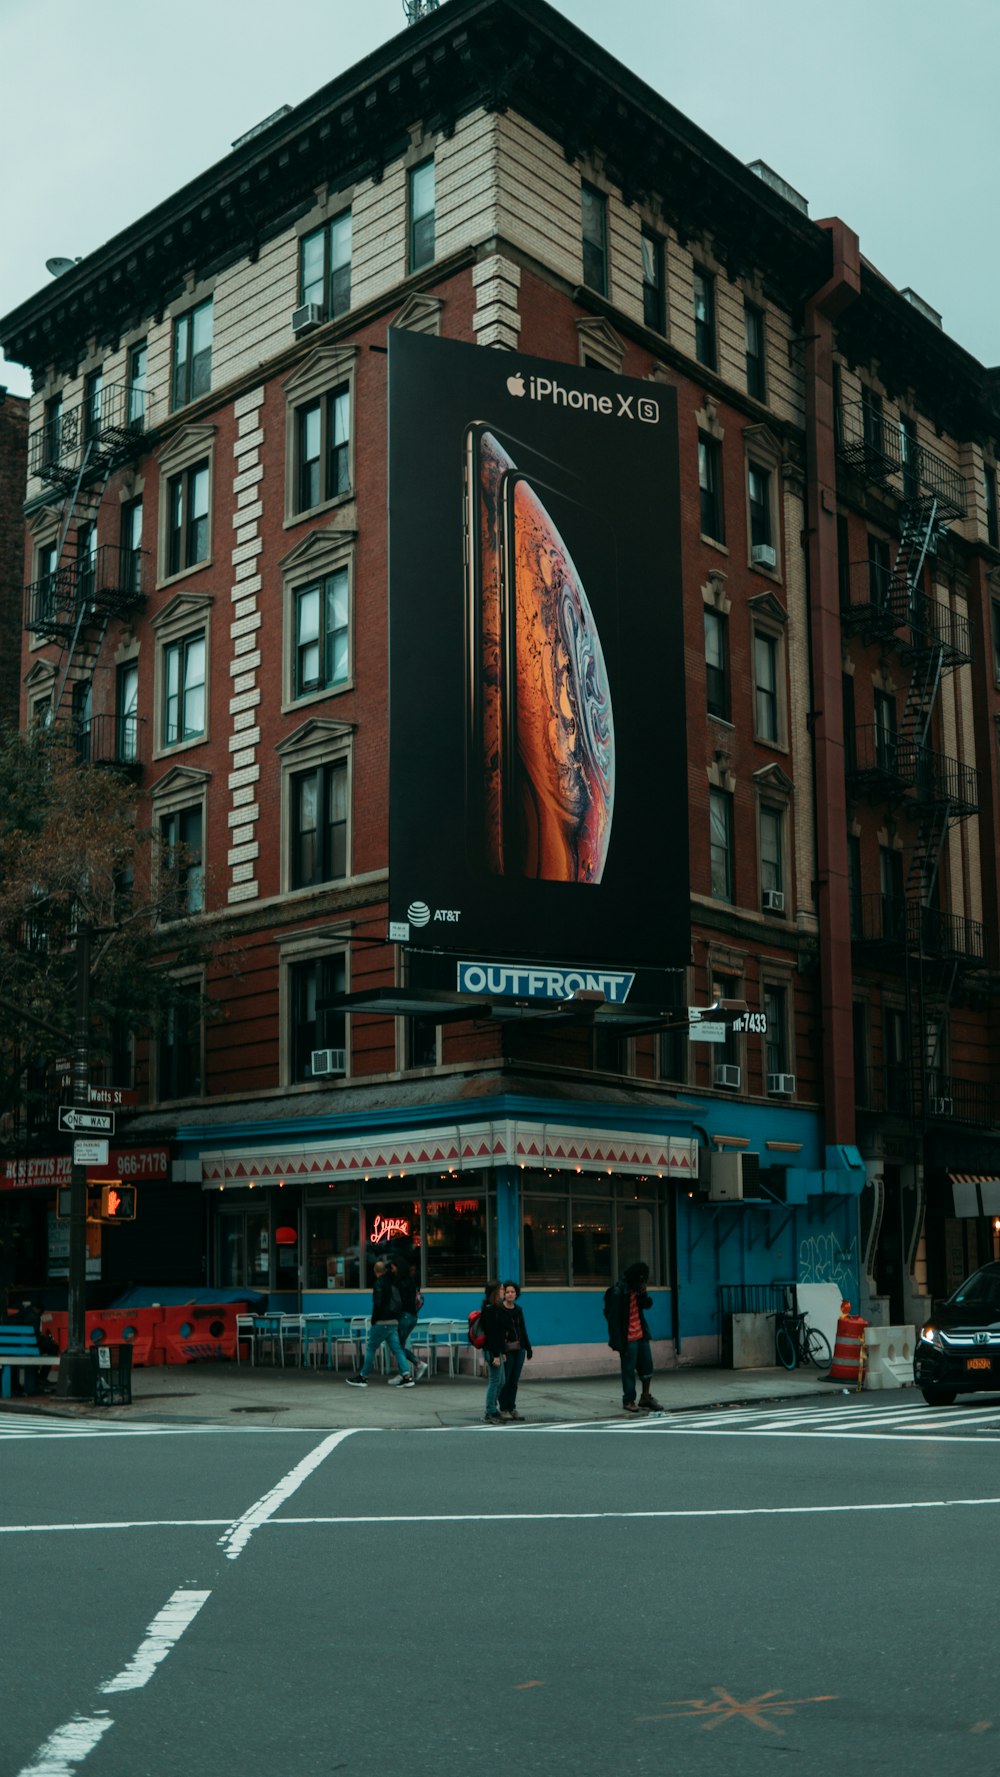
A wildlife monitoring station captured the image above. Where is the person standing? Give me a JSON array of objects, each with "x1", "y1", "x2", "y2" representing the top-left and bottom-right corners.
[
  {"x1": 478, "y1": 1280, "x2": 506, "y2": 1424},
  {"x1": 346, "y1": 1259, "x2": 415, "y2": 1387},
  {"x1": 603, "y1": 1261, "x2": 663, "y2": 1414},
  {"x1": 397, "y1": 1257, "x2": 429, "y2": 1382},
  {"x1": 497, "y1": 1280, "x2": 532, "y2": 1421}
]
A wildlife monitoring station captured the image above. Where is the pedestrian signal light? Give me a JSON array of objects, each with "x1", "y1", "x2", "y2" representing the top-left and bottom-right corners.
[{"x1": 100, "y1": 1184, "x2": 136, "y2": 1221}]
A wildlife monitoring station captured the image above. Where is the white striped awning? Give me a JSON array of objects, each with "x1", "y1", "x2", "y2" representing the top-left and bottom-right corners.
[{"x1": 949, "y1": 1174, "x2": 1000, "y2": 1218}]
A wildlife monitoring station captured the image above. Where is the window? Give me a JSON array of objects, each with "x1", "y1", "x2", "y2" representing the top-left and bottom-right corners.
[
  {"x1": 35, "y1": 541, "x2": 59, "y2": 625},
  {"x1": 709, "y1": 787, "x2": 734, "y2": 902},
  {"x1": 853, "y1": 1001, "x2": 870, "y2": 1107},
  {"x1": 764, "y1": 984, "x2": 789, "y2": 1081},
  {"x1": 581, "y1": 182, "x2": 608, "y2": 295},
  {"x1": 167, "y1": 461, "x2": 209, "y2": 576},
  {"x1": 985, "y1": 464, "x2": 999, "y2": 548},
  {"x1": 848, "y1": 833, "x2": 862, "y2": 937},
  {"x1": 744, "y1": 302, "x2": 766, "y2": 401},
  {"x1": 171, "y1": 299, "x2": 213, "y2": 410},
  {"x1": 76, "y1": 521, "x2": 97, "y2": 604},
  {"x1": 884, "y1": 1005, "x2": 909, "y2": 1113},
  {"x1": 748, "y1": 464, "x2": 773, "y2": 553},
  {"x1": 754, "y1": 631, "x2": 779, "y2": 741},
  {"x1": 641, "y1": 228, "x2": 665, "y2": 332},
  {"x1": 128, "y1": 342, "x2": 147, "y2": 427},
  {"x1": 657, "y1": 973, "x2": 687, "y2": 1085},
  {"x1": 900, "y1": 415, "x2": 919, "y2": 499},
  {"x1": 704, "y1": 608, "x2": 729, "y2": 720},
  {"x1": 423, "y1": 1196, "x2": 490, "y2": 1288},
  {"x1": 842, "y1": 672, "x2": 857, "y2": 775},
  {"x1": 160, "y1": 804, "x2": 204, "y2": 916},
  {"x1": 163, "y1": 632, "x2": 206, "y2": 747},
  {"x1": 522, "y1": 1187, "x2": 614, "y2": 1287},
  {"x1": 72, "y1": 679, "x2": 92, "y2": 762},
  {"x1": 874, "y1": 689, "x2": 897, "y2": 771},
  {"x1": 760, "y1": 805, "x2": 783, "y2": 900},
  {"x1": 42, "y1": 394, "x2": 63, "y2": 468},
  {"x1": 121, "y1": 498, "x2": 143, "y2": 599},
  {"x1": 289, "y1": 953, "x2": 346, "y2": 1082},
  {"x1": 158, "y1": 980, "x2": 202, "y2": 1100},
  {"x1": 868, "y1": 534, "x2": 891, "y2": 610},
  {"x1": 693, "y1": 266, "x2": 716, "y2": 369},
  {"x1": 294, "y1": 388, "x2": 350, "y2": 514},
  {"x1": 406, "y1": 1016, "x2": 439, "y2": 1070},
  {"x1": 290, "y1": 760, "x2": 347, "y2": 889},
  {"x1": 699, "y1": 435, "x2": 724, "y2": 541},
  {"x1": 408, "y1": 160, "x2": 435, "y2": 271},
  {"x1": 293, "y1": 569, "x2": 348, "y2": 697},
  {"x1": 991, "y1": 601, "x2": 1000, "y2": 684},
  {"x1": 861, "y1": 386, "x2": 884, "y2": 459},
  {"x1": 306, "y1": 1201, "x2": 360, "y2": 1291},
  {"x1": 83, "y1": 368, "x2": 103, "y2": 443},
  {"x1": 880, "y1": 845, "x2": 905, "y2": 940},
  {"x1": 300, "y1": 210, "x2": 352, "y2": 319},
  {"x1": 116, "y1": 660, "x2": 139, "y2": 765}
]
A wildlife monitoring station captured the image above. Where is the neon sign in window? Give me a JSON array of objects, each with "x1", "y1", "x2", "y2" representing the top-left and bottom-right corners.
[{"x1": 371, "y1": 1214, "x2": 410, "y2": 1245}]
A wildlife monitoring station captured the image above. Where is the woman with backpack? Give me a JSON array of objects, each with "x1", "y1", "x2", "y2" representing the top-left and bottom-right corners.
[
  {"x1": 497, "y1": 1280, "x2": 532, "y2": 1422},
  {"x1": 478, "y1": 1280, "x2": 506, "y2": 1424}
]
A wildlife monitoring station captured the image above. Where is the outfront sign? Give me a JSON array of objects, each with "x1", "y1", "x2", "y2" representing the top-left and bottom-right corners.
[
  {"x1": 456, "y1": 960, "x2": 635, "y2": 1003},
  {"x1": 388, "y1": 332, "x2": 688, "y2": 969}
]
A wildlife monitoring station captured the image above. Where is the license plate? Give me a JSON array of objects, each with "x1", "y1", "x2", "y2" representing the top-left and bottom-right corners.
[{"x1": 966, "y1": 1357, "x2": 991, "y2": 1371}]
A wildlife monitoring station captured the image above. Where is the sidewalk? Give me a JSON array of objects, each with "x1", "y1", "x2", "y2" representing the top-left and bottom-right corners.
[{"x1": 0, "y1": 1357, "x2": 846, "y2": 1430}]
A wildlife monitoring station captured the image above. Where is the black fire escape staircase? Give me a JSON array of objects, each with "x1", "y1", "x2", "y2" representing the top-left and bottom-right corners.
[
  {"x1": 838, "y1": 400, "x2": 977, "y2": 1124},
  {"x1": 24, "y1": 385, "x2": 153, "y2": 749}
]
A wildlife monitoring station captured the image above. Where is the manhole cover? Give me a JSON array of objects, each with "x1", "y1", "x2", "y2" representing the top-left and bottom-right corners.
[{"x1": 231, "y1": 1405, "x2": 289, "y2": 1414}]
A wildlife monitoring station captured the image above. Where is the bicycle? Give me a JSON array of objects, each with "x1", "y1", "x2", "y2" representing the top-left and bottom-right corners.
[{"x1": 770, "y1": 1309, "x2": 832, "y2": 1374}]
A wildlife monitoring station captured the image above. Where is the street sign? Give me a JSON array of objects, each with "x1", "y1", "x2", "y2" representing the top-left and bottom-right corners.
[
  {"x1": 689, "y1": 1022, "x2": 725, "y2": 1043},
  {"x1": 58, "y1": 1106, "x2": 115, "y2": 1135},
  {"x1": 73, "y1": 1139, "x2": 109, "y2": 1166},
  {"x1": 89, "y1": 1087, "x2": 139, "y2": 1108}
]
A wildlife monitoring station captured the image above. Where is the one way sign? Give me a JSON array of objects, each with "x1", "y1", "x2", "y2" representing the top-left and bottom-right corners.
[{"x1": 58, "y1": 1106, "x2": 115, "y2": 1135}]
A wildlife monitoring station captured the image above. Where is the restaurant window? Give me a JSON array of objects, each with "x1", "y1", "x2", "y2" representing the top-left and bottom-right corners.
[
  {"x1": 693, "y1": 266, "x2": 716, "y2": 369},
  {"x1": 306, "y1": 1202, "x2": 360, "y2": 1292},
  {"x1": 423, "y1": 1195, "x2": 489, "y2": 1288},
  {"x1": 581, "y1": 181, "x2": 608, "y2": 295},
  {"x1": 522, "y1": 1195, "x2": 568, "y2": 1284},
  {"x1": 705, "y1": 607, "x2": 728, "y2": 720},
  {"x1": 218, "y1": 1206, "x2": 271, "y2": 1291},
  {"x1": 744, "y1": 301, "x2": 766, "y2": 401},
  {"x1": 699, "y1": 435, "x2": 724, "y2": 541},
  {"x1": 616, "y1": 1198, "x2": 658, "y2": 1282},
  {"x1": 641, "y1": 228, "x2": 665, "y2": 333},
  {"x1": 522, "y1": 1188, "x2": 618, "y2": 1287},
  {"x1": 288, "y1": 951, "x2": 347, "y2": 1082},
  {"x1": 172, "y1": 298, "x2": 213, "y2": 410},
  {"x1": 300, "y1": 210, "x2": 352, "y2": 319},
  {"x1": 408, "y1": 159, "x2": 435, "y2": 271}
]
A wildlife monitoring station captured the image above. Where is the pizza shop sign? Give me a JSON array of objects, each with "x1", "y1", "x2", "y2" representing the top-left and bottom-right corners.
[{"x1": 1, "y1": 1148, "x2": 171, "y2": 1191}]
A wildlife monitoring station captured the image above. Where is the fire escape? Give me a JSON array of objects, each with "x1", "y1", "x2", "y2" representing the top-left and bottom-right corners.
[
  {"x1": 23, "y1": 381, "x2": 155, "y2": 767},
  {"x1": 838, "y1": 396, "x2": 987, "y2": 1128}
]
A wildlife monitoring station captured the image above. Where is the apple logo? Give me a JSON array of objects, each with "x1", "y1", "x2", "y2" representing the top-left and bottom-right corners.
[{"x1": 506, "y1": 372, "x2": 525, "y2": 397}]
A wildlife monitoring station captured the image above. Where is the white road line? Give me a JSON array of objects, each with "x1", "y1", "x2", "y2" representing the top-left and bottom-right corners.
[
  {"x1": 268, "y1": 1495, "x2": 1000, "y2": 1523},
  {"x1": 0, "y1": 1520, "x2": 227, "y2": 1535},
  {"x1": 218, "y1": 1426, "x2": 359, "y2": 1559},
  {"x1": 99, "y1": 1589, "x2": 211, "y2": 1693},
  {"x1": 0, "y1": 1421, "x2": 319, "y2": 1438},
  {"x1": 14, "y1": 1711, "x2": 112, "y2": 1776}
]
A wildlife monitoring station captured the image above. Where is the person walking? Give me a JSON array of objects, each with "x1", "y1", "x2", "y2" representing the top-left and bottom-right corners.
[
  {"x1": 479, "y1": 1280, "x2": 506, "y2": 1424},
  {"x1": 603, "y1": 1261, "x2": 663, "y2": 1414},
  {"x1": 397, "y1": 1257, "x2": 429, "y2": 1382},
  {"x1": 346, "y1": 1258, "x2": 415, "y2": 1387},
  {"x1": 497, "y1": 1280, "x2": 532, "y2": 1421}
]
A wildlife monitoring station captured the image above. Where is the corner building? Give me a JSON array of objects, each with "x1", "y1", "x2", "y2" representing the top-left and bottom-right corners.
[{"x1": 3, "y1": 0, "x2": 998, "y2": 1369}]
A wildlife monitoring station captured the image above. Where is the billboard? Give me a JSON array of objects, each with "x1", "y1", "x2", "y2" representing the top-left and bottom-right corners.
[{"x1": 388, "y1": 332, "x2": 688, "y2": 969}]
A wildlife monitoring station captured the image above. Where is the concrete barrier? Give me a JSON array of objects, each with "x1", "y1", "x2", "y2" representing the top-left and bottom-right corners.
[{"x1": 862, "y1": 1324, "x2": 915, "y2": 1390}]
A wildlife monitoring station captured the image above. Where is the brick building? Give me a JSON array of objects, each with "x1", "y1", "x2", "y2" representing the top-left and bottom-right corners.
[
  {"x1": 0, "y1": 390, "x2": 28, "y2": 730},
  {"x1": 1, "y1": 0, "x2": 998, "y2": 1365}
]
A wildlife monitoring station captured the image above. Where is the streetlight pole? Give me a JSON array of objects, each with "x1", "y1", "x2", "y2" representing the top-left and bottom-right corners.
[{"x1": 56, "y1": 923, "x2": 93, "y2": 1398}]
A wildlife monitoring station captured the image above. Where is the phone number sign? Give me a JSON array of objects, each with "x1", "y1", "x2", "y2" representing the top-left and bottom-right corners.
[{"x1": 1, "y1": 1147, "x2": 171, "y2": 1191}]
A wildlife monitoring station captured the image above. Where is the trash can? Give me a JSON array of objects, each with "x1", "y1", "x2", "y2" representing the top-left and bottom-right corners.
[{"x1": 91, "y1": 1342, "x2": 133, "y2": 1406}]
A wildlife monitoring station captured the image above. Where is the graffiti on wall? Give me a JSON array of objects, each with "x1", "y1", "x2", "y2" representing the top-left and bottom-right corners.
[{"x1": 798, "y1": 1232, "x2": 858, "y2": 1298}]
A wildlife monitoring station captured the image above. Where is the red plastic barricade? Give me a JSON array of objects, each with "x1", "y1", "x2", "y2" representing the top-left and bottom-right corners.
[
  {"x1": 84, "y1": 1307, "x2": 165, "y2": 1367},
  {"x1": 154, "y1": 1302, "x2": 248, "y2": 1364}
]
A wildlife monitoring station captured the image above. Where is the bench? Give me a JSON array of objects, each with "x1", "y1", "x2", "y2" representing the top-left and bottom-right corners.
[{"x1": 0, "y1": 1326, "x2": 53, "y2": 1398}]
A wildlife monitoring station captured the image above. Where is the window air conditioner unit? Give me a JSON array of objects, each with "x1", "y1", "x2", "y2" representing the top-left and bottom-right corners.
[
  {"x1": 751, "y1": 543, "x2": 777, "y2": 568},
  {"x1": 709, "y1": 1150, "x2": 760, "y2": 1201},
  {"x1": 931, "y1": 1096, "x2": 953, "y2": 1117},
  {"x1": 291, "y1": 302, "x2": 323, "y2": 336},
  {"x1": 714, "y1": 1063, "x2": 741, "y2": 1090},
  {"x1": 768, "y1": 1072, "x2": 796, "y2": 1096},
  {"x1": 762, "y1": 888, "x2": 784, "y2": 913},
  {"x1": 311, "y1": 1047, "x2": 345, "y2": 1076}
]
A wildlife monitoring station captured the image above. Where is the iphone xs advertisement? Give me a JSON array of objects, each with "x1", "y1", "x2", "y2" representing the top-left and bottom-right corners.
[{"x1": 388, "y1": 331, "x2": 687, "y2": 969}]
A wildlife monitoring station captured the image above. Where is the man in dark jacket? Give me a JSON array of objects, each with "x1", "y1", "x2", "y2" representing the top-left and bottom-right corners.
[
  {"x1": 346, "y1": 1260, "x2": 415, "y2": 1387},
  {"x1": 603, "y1": 1262, "x2": 663, "y2": 1413}
]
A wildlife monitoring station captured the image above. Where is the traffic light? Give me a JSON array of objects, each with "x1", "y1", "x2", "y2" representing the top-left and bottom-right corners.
[{"x1": 100, "y1": 1184, "x2": 136, "y2": 1221}]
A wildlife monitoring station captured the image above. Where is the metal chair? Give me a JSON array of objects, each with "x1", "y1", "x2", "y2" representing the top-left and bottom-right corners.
[
  {"x1": 235, "y1": 1314, "x2": 259, "y2": 1366},
  {"x1": 278, "y1": 1315, "x2": 306, "y2": 1367}
]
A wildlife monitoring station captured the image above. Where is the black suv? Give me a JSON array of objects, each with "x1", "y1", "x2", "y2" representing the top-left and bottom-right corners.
[{"x1": 914, "y1": 1261, "x2": 1000, "y2": 1405}]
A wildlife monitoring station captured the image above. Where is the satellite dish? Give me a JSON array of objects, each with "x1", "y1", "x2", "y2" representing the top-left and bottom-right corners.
[{"x1": 45, "y1": 256, "x2": 81, "y2": 278}]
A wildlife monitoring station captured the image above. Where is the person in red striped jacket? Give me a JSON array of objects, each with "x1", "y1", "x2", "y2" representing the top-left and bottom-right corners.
[{"x1": 603, "y1": 1262, "x2": 663, "y2": 1414}]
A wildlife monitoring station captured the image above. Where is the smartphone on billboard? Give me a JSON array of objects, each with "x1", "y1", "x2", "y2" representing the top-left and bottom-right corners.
[{"x1": 463, "y1": 422, "x2": 516, "y2": 876}]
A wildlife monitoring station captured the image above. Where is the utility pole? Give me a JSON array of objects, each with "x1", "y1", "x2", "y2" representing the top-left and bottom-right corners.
[{"x1": 56, "y1": 923, "x2": 93, "y2": 1398}]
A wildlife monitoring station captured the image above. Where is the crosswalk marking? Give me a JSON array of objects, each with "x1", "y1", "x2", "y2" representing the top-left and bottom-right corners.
[
  {"x1": 0, "y1": 1417, "x2": 313, "y2": 1439},
  {"x1": 524, "y1": 1399, "x2": 1000, "y2": 1441}
]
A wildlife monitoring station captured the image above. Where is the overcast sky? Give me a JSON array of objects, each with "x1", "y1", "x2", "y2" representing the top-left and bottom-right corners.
[{"x1": 2, "y1": 0, "x2": 998, "y2": 399}]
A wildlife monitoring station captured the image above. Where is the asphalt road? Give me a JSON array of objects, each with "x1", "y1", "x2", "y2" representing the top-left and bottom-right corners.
[{"x1": 4, "y1": 1395, "x2": 1000, "y2": 1777}]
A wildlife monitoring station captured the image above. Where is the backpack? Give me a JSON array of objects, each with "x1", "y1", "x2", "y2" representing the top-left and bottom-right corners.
[{"x1": 468, "y1": 1309, "x2": 487, "y2": 1349}]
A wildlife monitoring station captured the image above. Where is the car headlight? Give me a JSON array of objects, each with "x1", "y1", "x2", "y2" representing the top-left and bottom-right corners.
[{"x1": 919, "y1": 1324, "x2": 943, "y2": 1350}]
